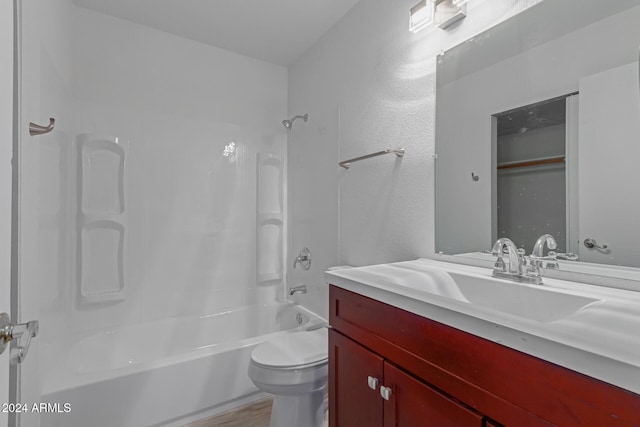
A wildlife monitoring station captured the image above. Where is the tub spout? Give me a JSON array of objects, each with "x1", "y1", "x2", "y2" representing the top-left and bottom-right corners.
[
  {"x1": 289, "y1": 285, "x2": 307, "y2": 296},
  {"x1": 306, "y1": 322, "x2": 332, "y2": 331}
]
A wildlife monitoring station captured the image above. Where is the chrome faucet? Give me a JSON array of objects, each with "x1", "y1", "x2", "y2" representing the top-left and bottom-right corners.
[
  {"x1": 491, "y1": 238, "x2": 540, "y2": 284},
  {"x1": 532, "y1": 234, "x2": 558, "y2": 258},
  {"x1": 492, "y1": 238, "x2": 522, "y2": 275},
  {"x1": 289, "y1": 285, "x2": 307, "y2": 296},
  {"x1": 529, "y1": 234, "x2": 580, "y2": 270},
  {"x1": 530, "y1": 234, "x2": 558, "y2": 272}
]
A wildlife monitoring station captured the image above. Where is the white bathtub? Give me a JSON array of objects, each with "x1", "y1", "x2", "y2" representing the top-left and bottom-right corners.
[{"x1": 41, "y1": 303, "x2": 324, "y2": 427}]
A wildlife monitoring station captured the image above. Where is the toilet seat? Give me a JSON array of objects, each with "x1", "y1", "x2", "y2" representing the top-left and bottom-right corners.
[{"x1": 251, "y1": 329, "x2": 328, "y2": 370}]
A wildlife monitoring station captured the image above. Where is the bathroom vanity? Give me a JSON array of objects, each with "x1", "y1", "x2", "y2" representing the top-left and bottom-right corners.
[{"x1": 326, "y1": 260, "x2": 640, "y2": 426}]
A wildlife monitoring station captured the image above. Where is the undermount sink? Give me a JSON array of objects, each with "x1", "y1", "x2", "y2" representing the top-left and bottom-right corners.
[{"x1": 343, "y1": 264, "x2": 601, "y2": 322}]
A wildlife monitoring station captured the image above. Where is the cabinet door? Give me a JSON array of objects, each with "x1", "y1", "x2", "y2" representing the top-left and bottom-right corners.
[
  {"x1": 329, "y1": 329, "x2": 384, "y2": 427},
  {"x1": 383, "y1": 362, "x2": 484, "y2": 427}
]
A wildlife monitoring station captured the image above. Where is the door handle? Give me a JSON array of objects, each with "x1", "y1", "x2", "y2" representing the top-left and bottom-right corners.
[
  {"x1": 583, "y1": 238, "x2": 608, "y2": 250},
  {"x1": 0, "y1": 313, "x2": 39, "y2": 364}
]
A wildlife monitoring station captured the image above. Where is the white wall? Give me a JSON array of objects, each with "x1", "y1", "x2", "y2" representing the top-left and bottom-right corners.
[
  {"x1": 287, "y1": 0, "x2": 544, "y2": 318},
  {"x1": 1, "y1": 1, "x2": 13, "y2": 423}
]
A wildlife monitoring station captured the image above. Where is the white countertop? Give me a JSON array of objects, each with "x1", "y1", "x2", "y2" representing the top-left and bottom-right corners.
[{"x1": 326, "y1": 258, "x2": 640, "y2": 394}]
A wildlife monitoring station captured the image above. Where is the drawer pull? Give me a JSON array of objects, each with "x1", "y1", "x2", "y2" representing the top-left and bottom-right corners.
[
  {"x1": 367, "y1": 376, "x2": 379, "y2": 390},
  {"x1": 380, "y1": 385, "x2": 392, "y2": 400}
]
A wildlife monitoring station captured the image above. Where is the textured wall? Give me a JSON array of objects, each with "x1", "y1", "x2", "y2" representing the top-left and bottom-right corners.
[{"x1": 287, "y1": 0, "x2": 543, "y2": 318}]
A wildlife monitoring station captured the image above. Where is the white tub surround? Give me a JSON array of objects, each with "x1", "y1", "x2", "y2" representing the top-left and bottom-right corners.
[{"x1": 326, "y1": 259, "x2": 640, "y2": 395}]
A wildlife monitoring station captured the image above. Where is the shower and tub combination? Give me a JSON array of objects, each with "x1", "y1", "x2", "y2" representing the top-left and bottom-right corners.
[
  {"x1": 33, "y1": 114, "x2": 317, "y2": 427},
  {"x1": 27, "y1": 107, "x2": 317, "y2": 426},
  {"x1": 35, "y1": 111, "x2": 312, "y2": 427},
  {"x1": 35, "y1": 123, "x2": 317, "y2": 427},
  {"x1": 15, "y1": 3, "x2": 322, "y2": 426}
]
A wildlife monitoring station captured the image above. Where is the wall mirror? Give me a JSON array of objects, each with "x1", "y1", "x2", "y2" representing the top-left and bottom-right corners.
[{"x1": 434, "y1": 0, "x2": 640, "y2": 285}]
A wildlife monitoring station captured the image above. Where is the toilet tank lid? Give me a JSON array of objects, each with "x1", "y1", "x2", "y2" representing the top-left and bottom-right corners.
[{"x1": 251, "y1": 329, "x2": 328, "y2": 368}]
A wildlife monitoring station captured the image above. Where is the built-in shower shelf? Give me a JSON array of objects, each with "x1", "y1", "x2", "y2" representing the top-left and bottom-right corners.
[
  {"x1": 257, "y1": 213, "x2": 283, "y2": 223},
  {"x1": 256, "y1": 153, "x2": 284, "y2": 285},
  {"x1": 77, "y1": 134, "x2": 128, "y2": 304},
  {"x1": 259, "y1": 272, "x2": 283, "y2": 283}
]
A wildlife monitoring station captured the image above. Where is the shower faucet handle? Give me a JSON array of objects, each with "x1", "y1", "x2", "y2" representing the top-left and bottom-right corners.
[{"x1": 293, "y1": 247, "x2": 311, "y2": 270}]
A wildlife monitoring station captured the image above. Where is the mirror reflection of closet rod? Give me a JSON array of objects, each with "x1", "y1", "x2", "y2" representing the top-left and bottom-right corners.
[{"x1": 497, "y1": 156, "x2": 565, "y2": 170}]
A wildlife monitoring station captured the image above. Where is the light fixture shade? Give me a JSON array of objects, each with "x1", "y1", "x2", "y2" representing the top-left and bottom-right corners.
[
  {"x1": 435, "y1": 0, "x2": 467, "y2": 29},
  {"x1": 410, "y1": 0, "x2": 435, "y2": 33}
]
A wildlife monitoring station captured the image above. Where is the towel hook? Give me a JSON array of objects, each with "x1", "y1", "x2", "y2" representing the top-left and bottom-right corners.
[{"x1": 29, "y1": 117, "x2": 55, "y2": 136}]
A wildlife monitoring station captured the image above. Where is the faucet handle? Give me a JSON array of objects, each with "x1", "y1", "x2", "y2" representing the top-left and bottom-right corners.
[
  {"x1": 549, "y1": 251, "x2": 579, "y2": 261},
  {"x1": 293, "y1": 247, "x2": 311, "y2": 270},
  {"x1": 532, "y1": 234, "x2": 558, "y2": 257},
  {"x1": 526, "y1": 264, "x2": 541, "y2": 278}
]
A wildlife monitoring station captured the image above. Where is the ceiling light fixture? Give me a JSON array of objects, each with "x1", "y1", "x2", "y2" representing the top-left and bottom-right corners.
[{"x1": 435, "y1": 0, "x2": 467, "y2": 29}]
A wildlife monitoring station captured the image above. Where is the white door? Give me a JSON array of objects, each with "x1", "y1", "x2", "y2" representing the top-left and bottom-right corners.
[
  {"x1": 1, "y1": 1, "x2": 15, "y2": 426},
  {"x1": 7, "y1": 0, "x2": 71, "y2": 425},
  {"x1": 0, "y1": 1, "x2": 42, "y2": 425},
  {"x1": 13, "y1": 0, "x2": 40, "y2": 421},
  {"x1": 578, "y1": 62, "x2": 640, "y2": 267}
]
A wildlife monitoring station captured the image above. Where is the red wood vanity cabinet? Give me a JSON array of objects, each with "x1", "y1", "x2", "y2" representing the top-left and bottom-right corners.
[
  {"x1": 330, "y1": 329, "x2": 485, "y2": 427},
  {"x1": 328, "y1": 285, "x2": 640, "y2": 427}
]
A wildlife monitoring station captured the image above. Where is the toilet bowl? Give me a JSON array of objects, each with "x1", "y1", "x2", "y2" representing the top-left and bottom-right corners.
[{"x1": 248, "y1": 328, "x2": 328, "y2": 427}]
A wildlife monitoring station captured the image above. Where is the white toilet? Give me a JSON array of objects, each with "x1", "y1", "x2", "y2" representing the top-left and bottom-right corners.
[{"x1": 248, "y1": 328, "x2": 328, "y2": 427}]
